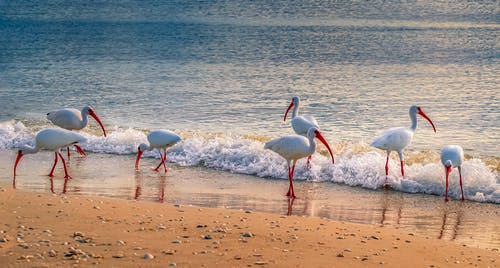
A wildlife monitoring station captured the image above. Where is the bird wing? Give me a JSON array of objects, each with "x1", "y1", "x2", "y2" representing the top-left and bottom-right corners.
[
  {"x1": 303, "y1": 115, "x2": 319, "y2": 127},
  {"x1": 36, "y1": 129, "x2": 87, "y2": 150},
  {"x1": 370, "y1": 127, "x2": 413, "y2": 151},
  {"x1": 47, "y1": 108, "x2": 83, "y2": 130},
  {"x1": 291, "y1": 116, "x2": 319, "y2": 136},
  {"x1": 441, "y1": 145, "x2": 464, "y2": 166},
  {"x1": 265, "y1": 135, "x2": 310, "y2": 160},
  {"x1": 148, "y1": 130, "x2": 181, "y2": 148}
]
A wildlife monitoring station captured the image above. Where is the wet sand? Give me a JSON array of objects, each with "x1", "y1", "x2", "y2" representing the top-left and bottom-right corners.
[
  {"x1": 1, "y1": 184, "x2": 499, "y2": 267},
  {"x1": 2, "y1": 151, "x2": 499, "y2": 251}
]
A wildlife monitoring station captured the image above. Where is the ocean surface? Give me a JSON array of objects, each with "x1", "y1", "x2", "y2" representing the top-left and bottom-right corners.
[{"x1": 0, "y1": 0, "x2": 499, "y2": 205}]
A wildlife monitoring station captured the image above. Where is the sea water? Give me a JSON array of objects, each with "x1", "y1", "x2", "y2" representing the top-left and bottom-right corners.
[{"x1": 0, "y1": 3, "x2": 498, "y2": 202}]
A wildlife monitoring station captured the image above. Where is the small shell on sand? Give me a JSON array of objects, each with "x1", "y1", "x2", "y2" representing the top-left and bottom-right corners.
[
  {"x1": 48, "y1": 250, "x2": 57, "y2": 257},
  {"x1": 112, "y1": 253, "x2": 125, "y2": 258},
  {"x1": 242, "y1": 232, "x2": 253, "y2": 238}
]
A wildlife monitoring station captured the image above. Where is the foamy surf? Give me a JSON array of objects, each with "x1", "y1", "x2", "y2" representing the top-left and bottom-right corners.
[{"x1": 1, "y1": 120, "x2": 499, "y2": 203}]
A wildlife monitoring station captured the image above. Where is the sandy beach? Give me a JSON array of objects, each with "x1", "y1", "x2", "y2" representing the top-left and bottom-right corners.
[
  {"x1": 0, "y1": 183, "x2": 498, "y2": 268},
  {"x1": 2, "y1": 1, "x2": 499, "y2": 267}
]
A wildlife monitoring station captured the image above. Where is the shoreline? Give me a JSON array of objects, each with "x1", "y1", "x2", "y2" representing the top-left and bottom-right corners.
[
  {"x1": 0, "y1": 183, "x2": 498, "y2": 267},
  {"x1": 1, "y1": 150, "x2": 499, "y2": 251},
  {"x1": 0, "y1": 151, "x2": 500, "y2": 251}
]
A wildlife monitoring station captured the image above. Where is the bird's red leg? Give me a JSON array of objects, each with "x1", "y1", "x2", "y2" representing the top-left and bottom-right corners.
[
  {"x1": 458, "y1": 167, "x2": 464, "y2": 201},
  {"x1": 289, "y1": 163, "x2": 296, "y2": 199},
  {"x1": 286, "y1": 165, "x2": 292, "y2": 197},
  {"x1": 445, "y1": 168, "x2": 449, "y2": 202},
  {"x1": 306, "y1": 155, "x2": 312, "y2": 169},
  {"x1": 48, "y1": 152, "x2": 58, "y2": 177},
  {"x1": 385, "y1": 155, "x2": 389, "y2": 178},
  {"x1": 153, "y1": 151, "x2": 163, "y2": 171},
  {"x1": 58, "y1": 152, "x2": 71, "y2": 179},
  {"x1": 382, "y1": 154, "x2": 391, "y2": 189},
  {"x1": 153, "y1": 162, "x2": 162, "y2": 171},
  {"x1": 67, "y1": 147, "x2": 71, "y2": 160},
  {"x1": 74, "y1": 145, "x2": 86, "y2": 156},
  {"x1": 162, "y1": 150, "x2": 168, "y2": 172},
  {"x1": 400, "y1": 161, "x2": 405, "y2": 177},
  {"x1": 286, "y1": 164, "x2": 295, "y2": 197}
]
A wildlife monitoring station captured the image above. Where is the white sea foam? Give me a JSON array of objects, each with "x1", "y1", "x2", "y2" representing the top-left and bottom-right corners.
[
  {"x1": 2, "y1": 120, "x2": 499, "y2": 203},
  {"x1": 0, "y1": 120, "x2": 35, "y2": 149}
]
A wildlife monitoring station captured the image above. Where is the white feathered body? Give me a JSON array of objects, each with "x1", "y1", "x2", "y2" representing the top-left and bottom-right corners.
[
  {"x1": 291, "y1": 115, "x2": 319, "y2": 136},
  {"x1": 147, "y1": 130, "x2": 181, "y2": 149},
  {"x1": 370, "y1": 127, "x2": 414, "y2": 152},
  {"x1": 35, "y1": 128, "x2": 87, "y2": 150},
  {"x1": 265, "y1": 135, "x2": 315, "y2": 161},
  {"x1": 47, "y1": 108, "x2": 86, "y2": 130},
  {"x1": 441, "y1": 145, "x2": 464, "y2": 168}
]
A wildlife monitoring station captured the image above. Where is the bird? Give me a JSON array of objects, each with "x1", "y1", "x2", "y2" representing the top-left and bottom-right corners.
[
  {"x1": 14, "y1": 128, "x2": 87, "y2": 179},
  {"x1": 47, "y1": 106, "x2": 106, "y2": 158},
  {"x1": 440, "y1": 145, "x2": 465, "y2": 202},
  {"x1": 370, "y1": 105, "x2": 436, "y2": 183},
  {"x1": 283, "y1": 96, "x2": 320, "y2": 168},
  {"x1": 135, "y1": 130, "x2": 181, "y2": 172},
  {"x1": 264, "y1": 127, "x2": 334, "y2": 199}
]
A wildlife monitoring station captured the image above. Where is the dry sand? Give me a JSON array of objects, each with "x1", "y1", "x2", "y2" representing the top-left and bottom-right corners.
[{"x1": 0, "y1": 183, "x2": 498, "y2": 267}]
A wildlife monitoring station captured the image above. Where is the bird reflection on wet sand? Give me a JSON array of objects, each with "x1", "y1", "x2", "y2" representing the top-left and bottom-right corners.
[{"x1": 134, "y1": 171, "x2": 167, "y2": 203}]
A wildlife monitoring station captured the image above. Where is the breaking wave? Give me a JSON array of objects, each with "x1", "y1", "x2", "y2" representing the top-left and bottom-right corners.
[{"x1": 1, "y1": 120, "x2": 499, "y2": 203}]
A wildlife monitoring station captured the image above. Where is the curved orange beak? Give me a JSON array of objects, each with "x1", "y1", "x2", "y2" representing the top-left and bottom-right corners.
[
  {"x1": 283, "y1": 101, "x2": 294, "y2": 122},
  {"x1": 14, "y1": 150, "x2": 24, "y2": 176},
  {"x1": 417, "y1": 107, "x2": 436, "y2": 133},
  {"x1": 88, "y1": 109, "x2": 107, "y2": 137},
  {"x1": 314, "y1": 130, "x2": 335, "y2": 164},
  {"x1": 135, "y1": 150, "x2": 143, "y2": 169}
]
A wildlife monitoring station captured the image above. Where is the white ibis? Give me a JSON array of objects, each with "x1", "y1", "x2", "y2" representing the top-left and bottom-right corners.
[
  {"x1": 47, "y1": 106, "x2": 106, "y2": 158},
  {"x1": 440, "y1": 145, "x2": 465, "y2": 202},
  {"x1": 370, "y1": 105, "x2": 436, "y2": 182},
  {"x1": 264, "y1": 127, "x2": 334, "y2": 198},
  {"x1": 135, "y1": 130, "x2": 181, "y2": 172},
  {"x1": 283, "y1": 96, "x2": 320, "y2": 168},
  {"x1": 14, "y1": 128, "x2": 87, "y2": 179}
]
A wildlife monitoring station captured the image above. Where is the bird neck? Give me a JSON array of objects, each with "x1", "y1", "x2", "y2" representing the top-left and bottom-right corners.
[
  {"x1": 308, "y1": 135, "x2": 317, "y2": 154},
  {"x1": 139, "y1": 143, "x2": 151, "y2": 152},
  {"x1": 81, "y1": 109, "x2": 89, "y2": 126},
  {"x1": 291, "y1": 103, "x2": 299, "y2": 119},
  {"x1": 410, "y1": 110, "x2": 418, "y2": 131},
  {"x1": 21, "y1": 145, "x2": 39, "y2": 155}
]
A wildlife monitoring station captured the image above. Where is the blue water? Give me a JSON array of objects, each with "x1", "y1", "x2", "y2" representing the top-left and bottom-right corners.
[{"x1": 0, "y1": 1, "x2": 499, "y2": 202}]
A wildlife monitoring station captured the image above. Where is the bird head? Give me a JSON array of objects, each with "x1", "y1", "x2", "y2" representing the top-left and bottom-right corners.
[
  {"x1": 283, "y1": 96, "x2": 300, "y2": 122},
  {"x1": 135, "y1": 143, "x2": 148, "y2": 169},
  {"x1": 309, "y1": 128, "x2": 335, "y2": 164},
  {"x1": 444, "y1": 159, "x2": 453, "y2": 168},
  {"x1": 411, "y1": 106, "x2": 436, "y2": 133},
  {"x1": 85, "y1": 106, "x2": 107, "y2": 137},
  {"x1": 14, "y1": 144, "x2": 36, "y2": 176},
  {"x1": 444, "y1": 160, "x2": 453, "y2": 176}
]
